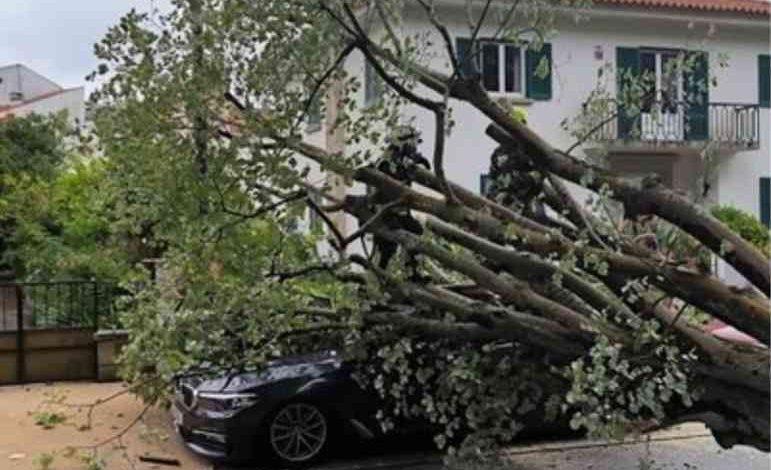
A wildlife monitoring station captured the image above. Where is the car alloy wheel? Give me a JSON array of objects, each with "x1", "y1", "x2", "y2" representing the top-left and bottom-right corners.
[{"x1": 269, "y1": 402, "x2": 329, "y2": 463}]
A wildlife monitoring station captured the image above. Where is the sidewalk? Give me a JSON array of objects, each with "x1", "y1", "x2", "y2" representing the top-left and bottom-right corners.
[{"x1": 314, "y1": 424, "x2": 770, "y2": 470}]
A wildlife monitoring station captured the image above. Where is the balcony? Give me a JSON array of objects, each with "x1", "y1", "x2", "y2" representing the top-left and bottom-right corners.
[{"x1": 592, "y1": 101, "x2": 760, "y2": 151}]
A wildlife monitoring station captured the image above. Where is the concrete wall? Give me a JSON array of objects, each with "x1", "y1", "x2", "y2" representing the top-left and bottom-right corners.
[
  {"x1": 94, "y1": 330, "x2": 129, "y2": 382},
  {"x1": 0, "y1": 327, "x2": 96, "y2": 385}
]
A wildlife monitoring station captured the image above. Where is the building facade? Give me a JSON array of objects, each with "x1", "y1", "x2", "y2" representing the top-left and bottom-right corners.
[
  {"x1": 0, "y1": 64, "x2": 85, "y2": 126},
  {"x1": 307, "y1": 0, "x2": 770, "y2": 285}
]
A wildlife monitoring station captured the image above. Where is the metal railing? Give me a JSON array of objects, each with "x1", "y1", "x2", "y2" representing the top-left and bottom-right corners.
[
  {"x1": 591, "y1": 101, "x2": 760, "y2": 149},
  {"x1": 0, "y1": 281, "x2": 116, "y2": 331},
  {"x1": 709, "y1": 102, "x2": 760, "y2": 149}
]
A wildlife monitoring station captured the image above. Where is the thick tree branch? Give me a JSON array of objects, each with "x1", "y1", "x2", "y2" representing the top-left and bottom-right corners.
[
  {"x1": 348, "y1": 36, "x2": 769, "y2": 294},
  {"x1": 415, "y1": 0, "x2": 462, "y2": 74},
  {"x1": 374, "y1": 1, "x2": 403, "y2": 56},
  {"x1": 349, "y1": 164, "x2": 770, "y2": 344},
  {"x1": 486, "y1": 125, "x2": 771, "y2": 295},
  {"x1": 426, "y1": 216, "x2": 636, "y2": 326},
  {"x1": 348, "y1": 212, "x2": 599, "y2": 337},
  {"x1": 364, "y1": 309, "x2": 585, "y2": 359}
]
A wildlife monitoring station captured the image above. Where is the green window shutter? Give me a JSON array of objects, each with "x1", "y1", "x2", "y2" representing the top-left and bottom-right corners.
[
  {"x1": 761, "y1": 177, "x2": 770, "y2": 227},
  {"x1": 759, "y1": 55, "x2": 770, "y2": 108},
  {"x1": 685, "y1": 51, "x2": 709, "y2": 141},
  {"x1": 456, "y1": 38, "x2": 478, "y2": 77},
  {"x1": 525, "y1": 43, "x2": 552, "y2": 100},
  {"x1": 616, "y1": 47, "x2": 640, "y2": 139}
]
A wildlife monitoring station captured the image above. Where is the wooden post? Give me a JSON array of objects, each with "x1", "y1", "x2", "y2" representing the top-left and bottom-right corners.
[{"x1": 15, "y1": 284, "x2": 24, "y2": 384}]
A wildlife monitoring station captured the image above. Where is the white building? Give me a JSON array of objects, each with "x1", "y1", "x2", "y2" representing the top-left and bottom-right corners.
[
  {"x1": 0, "y1": 64, "x2": 85, "y2": 126},
  {"x1": 307, "y1": 0, "x2": 770, "y2": 285}
]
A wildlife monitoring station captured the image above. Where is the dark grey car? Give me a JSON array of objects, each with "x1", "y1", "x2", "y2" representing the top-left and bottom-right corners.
[{"x1": 172, "y1": 351, "x2": 384, "y2": 467}]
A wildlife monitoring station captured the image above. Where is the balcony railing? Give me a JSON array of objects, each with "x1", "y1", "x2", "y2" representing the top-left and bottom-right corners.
[{"x1": 592, "y1": 101, "x2": 760, "y2": 150}]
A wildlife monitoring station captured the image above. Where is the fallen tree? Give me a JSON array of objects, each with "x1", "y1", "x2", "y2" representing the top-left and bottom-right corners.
[{"x1": 91, "y1": 0, "x2": 770, "y2": 457}]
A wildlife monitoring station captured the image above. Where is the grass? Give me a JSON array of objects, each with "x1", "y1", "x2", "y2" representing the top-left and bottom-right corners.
[{"x1": 33, "y1": 410, "x2": 67, "y2": 429}]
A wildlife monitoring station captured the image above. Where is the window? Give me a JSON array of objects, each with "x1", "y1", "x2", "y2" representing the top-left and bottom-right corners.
[
  {"x1": 9, "y1": 91, "x2": 23, "y2": 102},
  {"x1": 616, "y1": 47, "x2": 708, "y2": 141},
  {"x1": 639, "y1": 49, "x2": 682, "y2": 113},
  {"x1": 480, "y1": 173, "x2": 492, "y2": 198},
  {"x1": 306, "y1": 92, "x2": 322, "y2": 133},
  {"x1": 308, "y1": 192, "x2": 324, "y2": 232},
  {"x1": 456, "y1": 38, "x2": 551, "y2": 100},
  {"x1": 364, "y1": 60, "x2": 383, "y2": 106},
  {"x1": 479, "y1": 42, "x2": 523, "y2": 94},
  {"x1": 759, "y1": 55, "x2": 770, "y2": 109}
]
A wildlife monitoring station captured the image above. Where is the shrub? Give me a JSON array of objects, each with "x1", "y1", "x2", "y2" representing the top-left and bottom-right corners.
[{"x1": 711, "y1": 205, "x2": 770, "y2": 256}]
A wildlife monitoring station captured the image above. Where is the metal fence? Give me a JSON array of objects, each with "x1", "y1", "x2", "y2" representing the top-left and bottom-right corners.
[
  {"x1": 709, "y1": 102, "x2": 761, "y2": 149},
  {"x1": 0, "y1": 281, "x2": 117, "y2": 384},
  {"x1": 0, "y1": 281, "x2": 116, "y2": 331},
  {"x1": 591, "y1": 101, "x2": 760, "y2": 149}
]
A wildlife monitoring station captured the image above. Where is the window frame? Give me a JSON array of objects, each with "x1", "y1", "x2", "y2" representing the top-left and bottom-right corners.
[
  {"x1": 305, "y1": 91, "x2": 323, "y2": 134},
  {"x1": 477, "y1": 40, "x2": 526, "y2": 96},
  {"x1": 638, "y1": 47, "x2": 684, "y2": 114}
]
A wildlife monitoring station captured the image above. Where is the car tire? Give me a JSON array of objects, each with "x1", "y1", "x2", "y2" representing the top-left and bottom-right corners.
[{"x1": 263, "y1": 401, "x2": 334, "y2": 468}]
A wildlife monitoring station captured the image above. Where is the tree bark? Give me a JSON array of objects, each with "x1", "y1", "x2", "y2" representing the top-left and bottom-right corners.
[{"x1": 486, "y1": 124, "x2": 771, "y2": 295}]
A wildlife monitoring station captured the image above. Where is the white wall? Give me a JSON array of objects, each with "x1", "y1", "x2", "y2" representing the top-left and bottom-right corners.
[
  {"x1": 0, "y1": 87, "x2": 85, "y2": 129},
  {"x1": 0, "y1": 64, "x2": 61, "y2": 106},
  {"x1": 385, "y1": 4, "x2": 770, "y2": 200},
  {"x1": 312, "y1": 3, "x2": 770, "y2": 285}
]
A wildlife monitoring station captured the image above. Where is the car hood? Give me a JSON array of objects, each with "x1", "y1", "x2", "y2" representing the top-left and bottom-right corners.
[{"x1": 190, "y1": 351, "x2": 344, "y2": 393}]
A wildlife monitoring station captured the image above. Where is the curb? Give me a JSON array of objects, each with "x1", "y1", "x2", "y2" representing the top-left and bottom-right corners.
[{"x1": 314, "y1": 431, "x2": 715, "y2": 469}]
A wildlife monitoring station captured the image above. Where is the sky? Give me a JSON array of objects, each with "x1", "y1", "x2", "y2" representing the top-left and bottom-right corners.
[{"x1": 0, "y1": 0, "x2": 168, "y2": 93}]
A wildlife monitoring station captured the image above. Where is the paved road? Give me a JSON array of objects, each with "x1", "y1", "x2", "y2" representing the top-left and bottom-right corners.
[{"x1": 217, "y1": 424, "x2": 769, "y2": 470}]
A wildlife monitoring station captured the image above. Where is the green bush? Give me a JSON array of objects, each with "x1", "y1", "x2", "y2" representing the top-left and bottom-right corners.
[{"x1": 711, "y1": 205, "x2": 770, "y2": 256}]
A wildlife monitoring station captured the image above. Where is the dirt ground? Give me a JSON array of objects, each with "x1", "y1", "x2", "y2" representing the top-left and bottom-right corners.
[
  {"x1": 0, "y1": 381, "x2": 211, "y2": 470},
  {"x1": 2, "y1": 382, "x2": 768, "y2": 470}
]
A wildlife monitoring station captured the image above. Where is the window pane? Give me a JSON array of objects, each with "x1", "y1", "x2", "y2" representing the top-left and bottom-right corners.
[
  {"x1": 660, "y1": 52, "x2": 680, "y2": 112},
  {"x1": 482, "y1": 43, "x2": 500, "y2": 92},
  {"x1": 306, "y1": 88, "x2": 322, "y2": 131},
  {"x1": 505, "y1": 46, "x2": 521, "y2": 93},
  {"x1": 639, "y1": 51, "x2": 656, "y2": 112},
  {"x1": 480, "y1": 173, "x2": 491, "y2": 197}
]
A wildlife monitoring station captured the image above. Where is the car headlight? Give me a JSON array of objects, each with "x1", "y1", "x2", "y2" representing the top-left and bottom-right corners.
[{"x1": 196, "y1": 392, "x2": 259, "y2": 417}]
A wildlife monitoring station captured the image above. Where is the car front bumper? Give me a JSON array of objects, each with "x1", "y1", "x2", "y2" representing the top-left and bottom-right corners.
[{"x1": 172, "y1": 401, "x2": 259, "y2": 462}]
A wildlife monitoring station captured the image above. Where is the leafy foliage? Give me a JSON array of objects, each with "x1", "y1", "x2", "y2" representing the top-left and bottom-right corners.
[
  {"x1": 0, "y1": 113, "x2": 135, "y2": 283},
  {"x1": 564, "y1": 333, "x2": 698, "y2": 440},
  {"x1": 351, "y1": 331, "x2": 564, "y2": 457},
  {"x1": 0, "y1": 113, "x2": 67, "y2": 180},
  {"x1": 85, "y1": 0, "x2": 769, "y2": 457},
  {"x1": 33, "y1": 411, "x2": 67, "y2": 429},
  {"x1": 119, "y1": 221, "x2": 360, "y2": 403},
  {"x1": 711, "y1": 205, "x2": 770, "y2": 256},
  {"x1": 2, "y1": 157, "x2": 133, "y2": 281}
]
